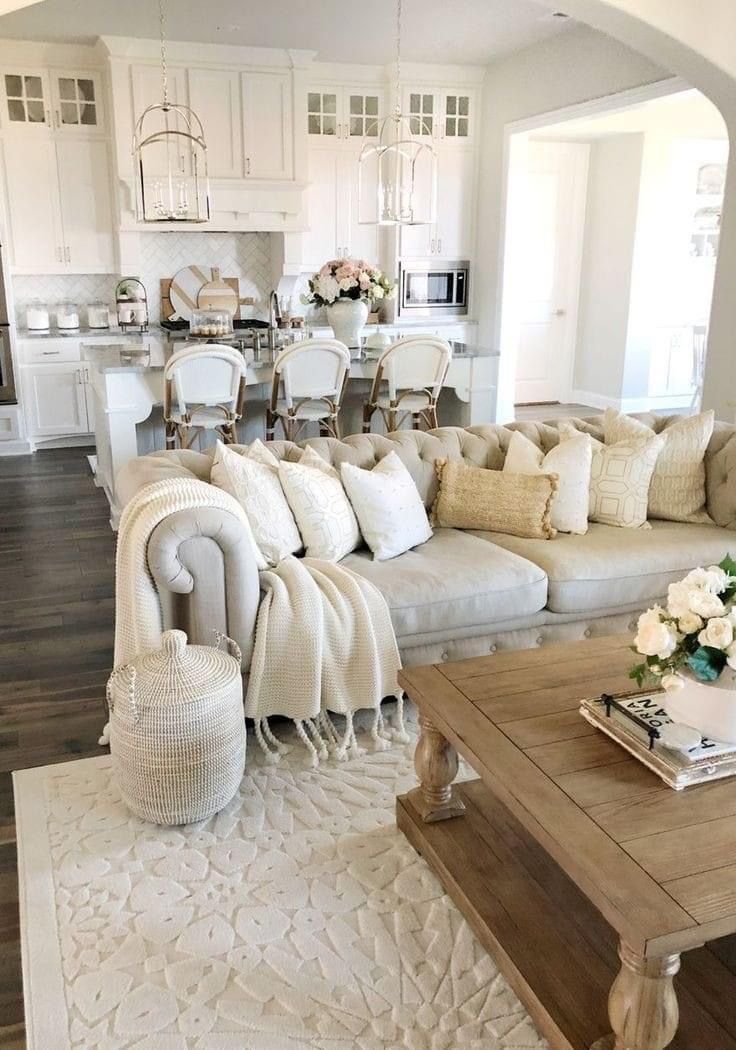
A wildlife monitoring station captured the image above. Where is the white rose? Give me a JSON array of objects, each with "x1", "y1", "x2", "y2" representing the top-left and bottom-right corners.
[
  {"x1": 698, "y1": 617, "x2": 734, "y2": 650},
  {"x1": 678, "y1": 612, "x2": 703, "y2": 635},
  {"x1": 727, "y1": 640, "x2": 736, "y2": 670},
  {"x1": 372, "y1": 285, "x2": 385, "y2": 300},
  {"x1": 317, "y1": 274, "x2": 339, "y2": 303},
  {"x1": 662, "y1": 673, "x2": 685, "y2": 692},
  {"x1": 338, "y1": 277, "x2": 357, "y2": 292},
  {"x1": 635, "y1": 619, "x2": 679, "y2": 660},
  {"x1": 667, "y1": 582, "x2": 693, "y2": 619},
  {"x1": 685, "y1": 566, "x2": 728, "y2": 593},
  {"x1": 688, "y1": 589, "x2": 726, "y2": 619}
]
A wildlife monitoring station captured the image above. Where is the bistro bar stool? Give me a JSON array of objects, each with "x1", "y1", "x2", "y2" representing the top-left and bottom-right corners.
[
  {"x1": 163, "y1": 344, "x2": 247, "y2": 450},
  {"x1": 266, "y1": 338, "x2": 351, "y2": 441},
  {"x1": 362, "y1": 335, "x2": 452, "y2": 433}
]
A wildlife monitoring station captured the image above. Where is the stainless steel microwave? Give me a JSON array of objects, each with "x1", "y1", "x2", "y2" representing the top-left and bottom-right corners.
[{"x1": 398, "y1": 260, "x2": 469, "y2": 317}]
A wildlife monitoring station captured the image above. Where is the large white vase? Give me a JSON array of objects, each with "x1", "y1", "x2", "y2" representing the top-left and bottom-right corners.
[
  {"x1": 664, "y1": 667, "x2": 736, "y2": 743},
  {"x1": 326, "y1": 298, "x2": 369, "y2": 348}
]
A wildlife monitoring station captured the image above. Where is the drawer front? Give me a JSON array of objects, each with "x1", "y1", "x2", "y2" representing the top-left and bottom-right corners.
[{"x1": 20, "y1": 339, "x2": 81, "y2": 363}]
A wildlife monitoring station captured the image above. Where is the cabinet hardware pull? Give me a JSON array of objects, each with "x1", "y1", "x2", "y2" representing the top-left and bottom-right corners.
[
  {"x1": 437, "y1": 239, "x2": 442, "y2": 255},
  {"x1": 76, "y1": 368, "x2": 82, "y2": 384},
  {"x1": 65, "y1": 246, "x2": 70, "y2": 264},
  {"x1": 430, "y1": 239, "x2": 436, "y2": 254},
  {"x1": 41, "y1": 350, "x2": 60, "y2": 356},
  {"x1": 84, "y1": 367, "x2": 90, "y2": 383},
  {"x1": 55, "y1": 109, "x2": 60, "y2": 129},
  {"x1": 45, "y1": 109, "x2": 51, "y2": 126},
  {"x1": 246, "y1": 157, "x2": 251, "y2": 175}
]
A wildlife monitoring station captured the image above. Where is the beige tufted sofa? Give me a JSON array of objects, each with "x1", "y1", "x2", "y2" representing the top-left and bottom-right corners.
[{"x1": 116, "y1": 414, "x2": 736, "y2": 671}]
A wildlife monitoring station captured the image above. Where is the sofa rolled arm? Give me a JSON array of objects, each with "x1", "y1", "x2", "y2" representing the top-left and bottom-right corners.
[{"x1": 147, "y1": 507, "x2": 260, "y2": 667}]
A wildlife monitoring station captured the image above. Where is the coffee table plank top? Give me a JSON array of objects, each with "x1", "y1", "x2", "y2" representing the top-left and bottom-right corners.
[{"x1": 399, "y1": 636, "x2": 736, "y2": 956}]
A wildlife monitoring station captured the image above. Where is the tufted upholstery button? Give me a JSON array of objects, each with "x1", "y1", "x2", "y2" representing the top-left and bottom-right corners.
[
  {"x1": 440, "y1": 651, "x2": 449, "y2": 662},
  {"x1": 536, "y1": 636, "x2": 544, "y2": 646},
  {"x1": 489, "y1": 644, "x2": 497, "y2": 653},
  {"x1": 584, "y1": 628, "x2": 592, "y2": 638},
  {"x1": 628, "y1": 620, "x2": 638, "y2": 632}
]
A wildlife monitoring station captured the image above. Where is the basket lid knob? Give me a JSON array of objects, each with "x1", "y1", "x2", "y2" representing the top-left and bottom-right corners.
[{"x1": 161, "y1": 629, "x2": 187, "y2": 657}]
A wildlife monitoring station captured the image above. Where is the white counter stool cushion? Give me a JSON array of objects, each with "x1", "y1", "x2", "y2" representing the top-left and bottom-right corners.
[
  {"x1": 278, "y1": 445, "x2": 361, "y2": 561},
  {"x1": 362, "y1": 336, "x2": 452, "y2": 433},
  {"x1": 341, "y1": 450, "x2": 432, "y2": 561},
  {"x1": 603, "y1": 408, "x2": 715, "y2": 523},
  {"x1": 504, "y1": 429, "x2": 592, "y2": 535},
  {"x1": 266, "y1": 339, "x2": 351, "y2": 442},
  {"x1": 210, "y1": 439, "x2": 302, "y2": 568},
  {"x1": 560, "y1": 422, "x2": 665, "y2": 529},
  {"x1": 163, "y1": 344, "x2": 247, "y2": 450},
  {"x1": 108, "y1": 629, "x2": 245, "y2": 825}
]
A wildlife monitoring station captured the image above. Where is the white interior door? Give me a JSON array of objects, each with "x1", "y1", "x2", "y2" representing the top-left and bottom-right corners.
[{"x1": 514, "y1": 140, "x2": 589, "y2": 404}]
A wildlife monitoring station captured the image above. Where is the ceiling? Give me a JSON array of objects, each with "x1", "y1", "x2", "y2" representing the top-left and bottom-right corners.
[{"x1": 0, "y1": 0, "x2": 571, "y2": 65}]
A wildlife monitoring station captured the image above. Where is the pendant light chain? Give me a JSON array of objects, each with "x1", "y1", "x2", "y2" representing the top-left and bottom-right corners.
[
  {"x1": 394, "y1": 0, "x2": 402, "y2": 116},
  {"x1": 159, "y1": 0, "x2": 169, "y2": 108}
]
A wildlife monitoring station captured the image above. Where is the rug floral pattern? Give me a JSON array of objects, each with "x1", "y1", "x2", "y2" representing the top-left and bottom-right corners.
[{"x1": 40, "y1": 708, "x2": 548, "y2": 1049}]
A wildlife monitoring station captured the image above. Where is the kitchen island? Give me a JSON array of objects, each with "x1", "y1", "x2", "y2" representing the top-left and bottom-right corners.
[{"x1": 82, "y1": 336, "x2": 499, "y2": 528}]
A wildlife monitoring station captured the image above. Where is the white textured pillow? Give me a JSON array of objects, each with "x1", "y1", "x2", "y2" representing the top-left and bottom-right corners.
[
  {"x1": 560, "y1": 423, "x2": 664, "y2": 529},
  {"x1": 210, "y1": 439, "x2": 302, "y2": 568},
  {"x1": 279, "y1": 446, "x2": 361, "y2": 562},
  {"x1": 341, "y1": 450, "x2": 432, "y2": 561},
  {"x1": 603, "y1": 408, "x2": 714, "y2": 523},
  {"x1": 504, "y1": 429, "x2": 592, "y2": 535}
]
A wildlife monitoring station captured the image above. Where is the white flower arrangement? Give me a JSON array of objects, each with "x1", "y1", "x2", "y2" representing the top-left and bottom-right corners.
[
  {"x1": 631, "y1": 556, "x2": 736, "y2": 689},
  {"x1": 300, "y1": 258, "x2": 395, "y2": 309}
]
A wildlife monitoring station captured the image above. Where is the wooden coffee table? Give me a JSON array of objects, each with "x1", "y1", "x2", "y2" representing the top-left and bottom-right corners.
[{"x1": 397, "y1": 636, "x2": 736, "y2": 1050}]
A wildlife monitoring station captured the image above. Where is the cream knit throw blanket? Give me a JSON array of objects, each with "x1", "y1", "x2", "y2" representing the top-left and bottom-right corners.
[{"x1": 108, "y1": 478, "x2": 405, "y2": 763}]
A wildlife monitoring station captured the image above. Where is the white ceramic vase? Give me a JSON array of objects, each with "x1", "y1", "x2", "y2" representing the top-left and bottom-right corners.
[
  {"x1": 664, "y1": 667, "x2": 736, "y2": 743},
  {"x1": 326, "y1": 298, "x2": 369, "y2": 348}
]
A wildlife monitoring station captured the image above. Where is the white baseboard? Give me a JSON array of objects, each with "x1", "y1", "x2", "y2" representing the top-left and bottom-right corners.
[
  {"x1": 570, "y1": 389, "x2": 694, "y2": 414},
  {"x1": 0, "y1": 438, "x2": 32, "y2": 456},
  {"x1": 569, "y1": 389, "x2": 620, "y2": 411}
]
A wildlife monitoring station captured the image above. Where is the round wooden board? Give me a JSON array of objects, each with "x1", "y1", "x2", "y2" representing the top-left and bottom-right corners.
[
  {"x1": 169, "y1": 265, "x2": 214, "y2": 321},
  {"x1": 197, "y1": 270, "x2": 239, "y2": 316}
]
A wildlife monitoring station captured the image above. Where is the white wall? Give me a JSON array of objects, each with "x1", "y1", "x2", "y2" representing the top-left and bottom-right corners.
[
  {"x1": 574, "y1": 133, "x2": 644, "y2": 403},
  {"x1": 476, "y1": 23, "x2": 666, "y2": 422}
]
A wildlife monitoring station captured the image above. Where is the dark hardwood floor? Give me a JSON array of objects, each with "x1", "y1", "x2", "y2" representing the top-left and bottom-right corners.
[
  {"x1": 1, "y1": 447, "x2": 736, "y2": 1049},
  {"x1": 0, "y1": 447, "x2": 113, "y2": 1048}
]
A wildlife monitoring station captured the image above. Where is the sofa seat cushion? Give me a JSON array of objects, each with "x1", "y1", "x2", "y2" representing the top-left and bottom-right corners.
[
  {"x1": 472, "y1": 521, "x2": 736, "y2": 615},
  {"x1": 341, "y1": 528, "x2": 547, "y2": 640}
]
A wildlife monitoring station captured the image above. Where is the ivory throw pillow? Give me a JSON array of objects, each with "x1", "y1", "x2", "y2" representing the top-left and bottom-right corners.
[
  {"x1": 341, "y1": 451, "x2": 432, "y2": 561},
  {"x1": 210, "y1": 440, "x2": 302, "y2": 569},
  {"x1": 559, "y1": 422, "x2": 665, "y2": 529},
  {"x1": 279, "y1": 446, "x2": 361, "y2": 562},
  {"x1": 432, "y1": 459, "x2": 558, "y2": 539},
  {"x1": 504, "y1": 430, "x2": 592, "y2": 535},
  {"x1": 603, "y1": 408, "x2": 714, "y2": 523}
]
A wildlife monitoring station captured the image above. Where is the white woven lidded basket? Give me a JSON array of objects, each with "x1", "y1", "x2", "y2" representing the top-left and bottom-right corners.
[{"x1": 108, "y1": 629, "x2": 245, "y2": 825}]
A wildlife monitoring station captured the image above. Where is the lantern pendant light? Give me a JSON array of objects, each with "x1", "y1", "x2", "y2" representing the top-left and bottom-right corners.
[
  {"x1": 132, "y1": 0, "x2": 211, "y2": 223},
  {"x1": 358, "y1": 0, "x2": 437, "y2": 226}
]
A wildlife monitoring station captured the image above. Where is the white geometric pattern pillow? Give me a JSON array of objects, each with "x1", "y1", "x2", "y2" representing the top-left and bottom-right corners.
[
  {"x1": 341, "y1": 450, "x2": 432, "y2": 561},
  {"x1": 504, "y1": 429, "x2": 592, "y2": 535},
  {"x1": 603, "y1": 408, "x2": 714, "y2": 523},
  {"x1": 210, "y1": 439, "x2": 302, "y2": 568},
  {"x1": 278, "y1": 446, "x2": 361, "y2": 562},
  {"x1": 559, "y1": 423, "x2": 665, "y2": 529}
]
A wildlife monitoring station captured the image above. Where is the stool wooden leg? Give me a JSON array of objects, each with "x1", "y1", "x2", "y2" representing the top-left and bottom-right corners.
[
  {"x1": 362, "y1": 402, "x2": 374, "y2": 434},
  {"x1": 591, "y1": 942, "x2": 680, "y2": 1050},
  {"x1": 427, "y1": 404, "x2": 439, "y2": 429},
  {"x1": 165, "y1": 421, "x2": 176, "y2": 449},
  {"x1": 265, "y1": 410, "x2": 276, "y2": 441},
  {"x1": 409, "y1": 713, "x2": 466, "y2": 823}
]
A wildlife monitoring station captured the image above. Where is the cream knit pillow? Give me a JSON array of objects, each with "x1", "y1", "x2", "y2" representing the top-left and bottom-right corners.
[
  {"x1": 559, "y1": 423, "x2": 665, "y2": 529},
  {"x1": 603, "y1": 408, "x2": 714, "y2": 523},
  {"x1": 341, "y1": 451, "x2": 432, "y2": 561},
  {"x1": 504, "y1": 429, "x2": 592, "y2": 535},
  {"x1": 279, "y1": 446, "x2": 361, "y2": 562},
  {"x1": 210, "y1": 440, "x2": 302, "y2": 568}
]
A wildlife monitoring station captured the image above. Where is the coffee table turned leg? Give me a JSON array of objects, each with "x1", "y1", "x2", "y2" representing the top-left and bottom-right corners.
[
  {"x1": 591, "y1": 941, "x2": 681, "y2": 1050},
  {"x1": 411, "y1": 713, "x2": 466, "y2": 823}
]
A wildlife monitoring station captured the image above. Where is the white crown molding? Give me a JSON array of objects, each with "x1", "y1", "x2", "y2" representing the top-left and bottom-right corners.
[
  {"x1": 0, "y1": 35, "x2": 108, "y2": 67},
  {"x1": 99, "y1": 35, "x2": 316, "y2": 71}
]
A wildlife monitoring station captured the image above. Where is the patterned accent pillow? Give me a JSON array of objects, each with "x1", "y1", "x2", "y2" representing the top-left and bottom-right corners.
[
  {"x1": 603, "y1": 409, "x2": 714, "y2": 523},
  {"x1": 341, "y1": 451, "x2": 432, "y2": 561},
  {"x1": 504, "y1": 429, "x2": 592, "y2": 535},
  {"x1": 210, "y1": 439, "x2": 302, "y2": 568},
  {"x1": 432, "y1": 459, "x2": 558, "y2": 539},
  {"x1": 279, "y1": 446, "x2": 361, "y2": 562},
  {"x1": 560, "y1": 423, "x2": 665, "y2": 529}
]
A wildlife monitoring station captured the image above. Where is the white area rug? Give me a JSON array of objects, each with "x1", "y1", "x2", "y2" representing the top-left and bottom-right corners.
[{"x1": 14, "y1": 707, "x2": 547, "y2": 1050}]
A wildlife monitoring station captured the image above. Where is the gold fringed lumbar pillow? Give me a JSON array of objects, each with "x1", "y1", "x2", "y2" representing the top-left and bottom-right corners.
[{"x1": 432, "y1": 459, "x2": 558, "y2": 539}]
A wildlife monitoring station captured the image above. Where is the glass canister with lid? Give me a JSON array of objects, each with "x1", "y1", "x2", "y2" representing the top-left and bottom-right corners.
[
  {"x1": 191, "y1": 309, "x2": 234, "y2": 338},
  {"x1": 56, "y1": 300, "x2": 80, "y2": 330},
  {"x1": 87, "y1": 300, "x2": 110, "y2": 329},
  {"x1": 25, "y1": 298, "x2": 50, "y2": 331}
]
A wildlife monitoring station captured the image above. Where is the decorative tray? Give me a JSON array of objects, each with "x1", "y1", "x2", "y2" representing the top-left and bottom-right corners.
[{"x1": 579, "y1": 690, "x2": 736, "y2": 790}]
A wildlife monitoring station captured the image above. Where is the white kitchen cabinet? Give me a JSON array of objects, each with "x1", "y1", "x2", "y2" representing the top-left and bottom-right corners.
[
  {"x1": 402, "y1": 86, "x2": 477, "y2": 145},
  {"x1": 131, "y1": 64, "x2": 190, "y2": 176},
  {"x1": 1, "y1": 68, "x2": 104, "y2": 134},
  {"x1": 1, "y1": 68, "x2": 50, "y2": 131},
  {"x1": 400, "y1": 148, "x2": 476, "y2": 260},
  {"x1": 243, "y1": 71, "x2": 293, "y2": 179},
  {"x1": 188, "y1": 68, "x2": 242, "y2": 179},
  {"x1": 4, "y1": 132, "x2": 115, "y2": 274},
  {"x1": 303, "y1": 147, "x2": 379, "y2": 269},
  {"x1": 307, "y1": 84, "x2": 384, "y2": 148},
  {"x1": 22, "y1": 361, "x2": 92, "y2": 438}
]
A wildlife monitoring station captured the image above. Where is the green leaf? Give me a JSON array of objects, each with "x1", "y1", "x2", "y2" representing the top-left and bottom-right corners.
[
  {"x1": 687, "y1": 645, "x2": 727, "y2": 682},
  {"x1": 719, "y1": 553, "x2": 736, "y2": 578}
]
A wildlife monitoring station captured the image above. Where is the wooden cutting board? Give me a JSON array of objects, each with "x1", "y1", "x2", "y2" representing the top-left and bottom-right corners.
[
  {"x1": 197, "y1": 268, "x2": 239, "y2": 316},
  {"x1": 161, "y1": 276, "x2": 245, "y2": 321},
  {"x1": 169, "y1": 264, "x2": 214, "y2": 321}
]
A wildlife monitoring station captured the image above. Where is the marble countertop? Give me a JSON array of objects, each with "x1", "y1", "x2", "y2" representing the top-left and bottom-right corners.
[{"x1": 82, "y1": 338, "x2": 499, "y2": 376}]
